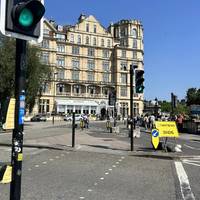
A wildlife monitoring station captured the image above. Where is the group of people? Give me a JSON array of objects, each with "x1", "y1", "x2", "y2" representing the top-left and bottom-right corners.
[
  {"x1": 80, "y1": 115, "x2": 89, "y2": 129},
  {"x1": 131, "y1": 113, "x2": 185, "y2": 133}
]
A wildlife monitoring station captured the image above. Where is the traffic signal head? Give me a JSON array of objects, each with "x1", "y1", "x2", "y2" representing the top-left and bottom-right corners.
[
  {"x1": 0, "y1": 0, "x2": 45, "y2": 42},
  {"x1": 135, "y1": 70, "x2": 145, "y2": 93}
]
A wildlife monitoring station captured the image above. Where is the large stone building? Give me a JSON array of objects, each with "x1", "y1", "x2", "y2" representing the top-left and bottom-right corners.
[{"x1": 33, "y1": 14, "x2": 144, "y2": 118}]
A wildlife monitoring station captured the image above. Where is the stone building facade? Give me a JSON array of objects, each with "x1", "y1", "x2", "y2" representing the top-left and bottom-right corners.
[{"x1": 33, "y1": 14, "x2": 144, "y2": 118}]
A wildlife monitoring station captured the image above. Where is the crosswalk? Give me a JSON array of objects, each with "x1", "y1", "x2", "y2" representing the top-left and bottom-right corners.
[{"x1": 182, "y1": 157, "x2": 200, "y2": 167}]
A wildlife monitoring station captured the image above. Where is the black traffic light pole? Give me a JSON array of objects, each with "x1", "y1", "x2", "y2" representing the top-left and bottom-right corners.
[
  {"x1": 72, "y1": 112, "x2": 76, "y2": 148},
  {"x1": 10, "y1": 39, "x2": 27, "y2": 200},
  {"x1": 130, "y1": 66, "x2": 134, "y2": 151}
]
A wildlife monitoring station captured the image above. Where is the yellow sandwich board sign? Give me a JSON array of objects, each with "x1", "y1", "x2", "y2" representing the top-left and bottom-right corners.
[
  {"x1": 155, "y1": 121, "x2": 179, "y2": 138},
  {"x1": 2, "y1": 98, "x2": 15, "y2": 130}
]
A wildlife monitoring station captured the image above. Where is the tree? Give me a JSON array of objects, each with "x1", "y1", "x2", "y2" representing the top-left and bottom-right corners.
[
  {"x1": 186, "y1": 88, "x2": 200, "y2": 106},
  {"x1": 160, "y1": 101, "x2": 171, "y2": 113},
  {"x1": 0, "y1": 36, "x2": 51, "y2": 114}
]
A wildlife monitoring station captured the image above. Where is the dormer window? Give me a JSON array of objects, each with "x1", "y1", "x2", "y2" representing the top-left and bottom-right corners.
[
  {"x1": 86, "y1": 23, "x2": 89, "y2": 32},
  {"x1": 94, "y1": 25, "x2": 97, "y2": 33}
]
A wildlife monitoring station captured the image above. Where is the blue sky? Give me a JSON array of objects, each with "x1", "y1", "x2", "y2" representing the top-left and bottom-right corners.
[{"x1": 45, "y1": 0, "x2": 200, "y2": 101}]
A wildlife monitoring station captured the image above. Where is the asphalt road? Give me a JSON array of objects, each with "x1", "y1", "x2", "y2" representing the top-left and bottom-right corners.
[{"x1": 0, "y1": 120, "x2": 200, "y2": 199}]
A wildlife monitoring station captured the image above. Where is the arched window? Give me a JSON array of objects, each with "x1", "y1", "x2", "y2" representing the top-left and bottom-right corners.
[{"x1": 132, "y1": 29, "x2": 137, "y2": 38}]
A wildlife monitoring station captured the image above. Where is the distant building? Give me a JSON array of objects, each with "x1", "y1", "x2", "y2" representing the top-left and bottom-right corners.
[{"x1": 32, "y1": 14, "x2": 144, "y2": 118}]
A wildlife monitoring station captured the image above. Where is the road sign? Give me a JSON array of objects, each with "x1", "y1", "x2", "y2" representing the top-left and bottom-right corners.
[
  {"x1": 151, "y1": 129, "x2": 160, "y2": 149},
  {"x1": 155, "y1": 121, "x2": 179, "y2": 137}
]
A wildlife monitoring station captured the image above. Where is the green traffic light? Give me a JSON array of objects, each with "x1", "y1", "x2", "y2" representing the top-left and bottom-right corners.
[{"x1": 18, "y1": 8, "x2": 33, "y2": 27}]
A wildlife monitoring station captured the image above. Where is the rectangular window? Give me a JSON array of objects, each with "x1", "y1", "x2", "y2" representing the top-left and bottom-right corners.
[
  {"x1": 42, "y1": 39, "x2": 49, "y2": 48},
  {"x1": 57, "y1": 44, "x2": 65, "y2": 52},
  {"x1": 40, "y1": 52, "x2": 49, "y2": 64},
  {"x1": 121, "y1": 73, "x2": 127, "y2": 84},
  {"x1": 102, "y1": 49, "x2": 109, "y2": 58},
  {"x1": 70, "y1": 34, "x2": 74, "y2": 43},
  {"x1": 94, "y1": 25, "x2": 96, "y2": 33},
  {"x1": 133, "y1": 51, "x2": 137, "y2": 59},
  {"x1": 57, "y1": 69, "x2": 65, "y2": 79},
  {"x1": 87, "y1": 59, "x2": 95, "y2": 70},
  {"x1": 120, "y1": 86, "x2": 127, "y2": 96},
  {"x1": 72, "y1": 59, "x2": 80, "y2": 69},
  {"x1": 102, "y1": 61, "x2": 109, "y2": 71},
  {"x1": 72, "y1": 71, "x2": 79, "y2": 80},
  {"x1": 133, "y1": 39, "x2": 137, "y2": 48},
  {"x1": 57, "y1": 56, "x2": 65, "y2": 66},
  {"x1": 43, "y1": 29, "x2": 50, "y2": 36},
  {"x1": 103, "y1": 73, "x2": 109, "y2": 82},
  {"x1": 88, "y1": 47, "x2": 95, "y2": 57},
  {"x1": 121, "y1": 50, "x2": 126, "y2": 58},
  {"x1": 86, "y1": 24, "x2": 89, "y2": 32},
  {"x1": 88, "y1": 72, "x2": 94, "y2": 81},
  {"x1": 120, "y1": 61, "x2": 127, "y2": 70},
  {"x1": 72, "y1": 46, "x2": 80, "y2": 55},
  {"x1": 56, "y1": 34, "x2": 65, "y2": 41}
]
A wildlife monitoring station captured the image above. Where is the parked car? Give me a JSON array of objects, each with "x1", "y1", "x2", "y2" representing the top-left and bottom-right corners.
[
  {"x1": 63, "y1": 115, "x2": 73, "y2": 121},
  {"x1": 30, "y1": 114, "x2": 47, "y2": 122}
]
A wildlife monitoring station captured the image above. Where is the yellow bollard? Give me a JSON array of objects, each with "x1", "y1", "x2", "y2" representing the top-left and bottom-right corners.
[{"x1": 0, "y1": 165, "x2": 12, "y2": 184}]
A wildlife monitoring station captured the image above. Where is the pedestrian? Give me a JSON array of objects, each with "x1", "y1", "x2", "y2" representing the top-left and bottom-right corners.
[
  {"x1": 176, "y1": 114, "x2": 184, "y2": 133},
  {"x1": 143, "y1": 115, "x2": 149, "y2": 130},
  {"x1": 80, "y1": 118, "x2": 84, "y2": 130}
]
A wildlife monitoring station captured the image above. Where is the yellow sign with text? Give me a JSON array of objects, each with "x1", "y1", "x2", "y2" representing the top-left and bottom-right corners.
[{"x1": 155, "y1": 121, "x2": 179, "y2": 138}]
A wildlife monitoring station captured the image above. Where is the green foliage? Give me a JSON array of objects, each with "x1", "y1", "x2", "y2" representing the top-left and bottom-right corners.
[
  {"x1": 0, "y1": 37, "x2": 15, "y2": 100},
  {"x1": 160, "y1": 101, "x2": 189, "y2": 115},
  {"x1": 0, "y1": 36, "x2": 51, "y2": 113},
  {"x1": 160, "y1": 101, "x2": 171, "y2": 113},
  {"x1": 186, "y1": 88, "x2": 200, "y2": 106}
]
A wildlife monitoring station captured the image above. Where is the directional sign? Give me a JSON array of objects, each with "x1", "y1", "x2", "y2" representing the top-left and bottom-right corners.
[
  {"x1": 151, "y1": 129, "x2": 160, "y2": 149},
  {"x1": 155, "y1": 121, "x2": 179, "y2": 138}
]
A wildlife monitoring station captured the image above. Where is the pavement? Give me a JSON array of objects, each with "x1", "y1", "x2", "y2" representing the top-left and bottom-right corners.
[{"x1": 1, "y1": 121, "x2": 200, "y2": 159}]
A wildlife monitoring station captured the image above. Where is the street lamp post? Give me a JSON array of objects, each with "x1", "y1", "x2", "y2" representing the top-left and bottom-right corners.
[{"x1": 52, "y1": 72, "x2": 58, "y2": 125}]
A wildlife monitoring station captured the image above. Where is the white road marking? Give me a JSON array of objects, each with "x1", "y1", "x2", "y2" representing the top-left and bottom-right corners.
[
  {"x1": 79, "y1": 197, "x2": 85, "y2": 199},
  {"x1": 28, "y1": 168, "x2": 32, "y2": 171},
  {"x1": 88, "y1": 189, "x2": 92, "y2": 192},
  {"x1": 175, "y1": 161, "x2": 195, "y2": 200},
  {"x1": 49, "y1": 158, "x2": 54, "y2": 161},
  {"x1": 118, "y1": 159, "x2": 122, "y2": 162},
  {"x1": 108, "y1": 168, "x2": 112, "y2": 171},
  {"x1": 35, "y1": 165, "x2": 39, "y2": 168},
  {"x1": 112, "y1": 165, "x2": 116, "y2": 168},
  {"x1": 42, "y1": 161, "x2": 47, "y2": 164},
  {"x1": 121, "y1": 156, "x2": 125, "y2": 159},
  {"x1": 184, "y1": 144, "x2": 200, "y2": 151},
  {"x1": 116, "y1": 162, "x2": 119, "y2": 164},
  {"x1": 94, "y1": 182, "x2": 98, "y2": 186},
  {"x1": 100, "y1": 177, "x2": 104, "y2": 180},
  {"x1": 55, "y1": 156, "x2": 59, "y2": 159},
  {"x1": 61, "y1": 154, "x2": 65, "y2": 156},
  {"x1": 182, "y1": 158, "x2": 200, "y2": 167},
  {"x1": 105, "y1": 172, "x2": 109, "y2": 175}
]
